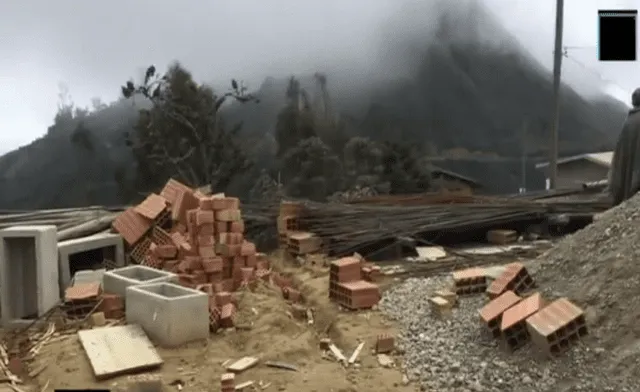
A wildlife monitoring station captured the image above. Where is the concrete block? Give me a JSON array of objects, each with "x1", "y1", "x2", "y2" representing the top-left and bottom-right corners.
[
  {"x1": 58, "y1": 233, "x2": 125, "y2": 291},
  {"x1": 103, "y1": 265, "x2": 177, "y2": 297},
  {"x1": 126, "y1": 283, "x2": 209, "y2": 347},
  {"x1": 0, "y1": 225, "x2": 59, "y2": 327},
  {"x1": 72, "y1": 269, "x2": 106, "y2": 287}
]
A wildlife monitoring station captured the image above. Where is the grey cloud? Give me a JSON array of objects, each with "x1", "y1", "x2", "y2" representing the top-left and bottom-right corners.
[{"x1": 0, "y1": 0, "x2": 638, "y2": 149}]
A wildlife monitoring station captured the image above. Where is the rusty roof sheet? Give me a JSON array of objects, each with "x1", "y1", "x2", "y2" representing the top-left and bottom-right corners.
[
  {"x1": 112, "y1": 207, "x2": 153, "y2": 246},
  {"x1": 134, "y1": 193, "x2": 168, "y2": 220},
  {"x1": 501, "y1": 292, "x2": 545, "y2": 331},
  {"x1": 159, "y1": 178, "x2": 192, "y2": 205},
  {"x1": 479, "y1": 290, "x2": 521, "y2": 322},
  {"x1": 526, "y1": 298, "x2": 584, "y2": 337}
]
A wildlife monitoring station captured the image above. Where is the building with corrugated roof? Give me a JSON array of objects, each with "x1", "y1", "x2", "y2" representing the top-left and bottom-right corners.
[{"x1": 535, "y1": 151, "x2": 613, "y2": 188}]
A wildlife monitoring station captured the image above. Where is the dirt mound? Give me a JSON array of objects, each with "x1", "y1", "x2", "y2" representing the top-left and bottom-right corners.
[{"x1": 534, "y1": 192, "x2": 640, "y2": 381}]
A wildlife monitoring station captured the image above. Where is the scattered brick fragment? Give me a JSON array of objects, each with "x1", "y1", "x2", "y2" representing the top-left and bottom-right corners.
[
  {"x1": 429, "y1": 296, "x2": 453, "y2": 318},
  {"x1": 375, "y1": 334, "x2": 395, "y2": 353}
]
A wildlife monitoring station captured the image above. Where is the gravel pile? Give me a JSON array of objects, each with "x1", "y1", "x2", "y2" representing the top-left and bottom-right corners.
[
  {"x1": 380, "y1": 276, "x2": 630, "y2": 392},
  {"x1": 530, "y1": 191, "x2": 640, "y2": 384}
]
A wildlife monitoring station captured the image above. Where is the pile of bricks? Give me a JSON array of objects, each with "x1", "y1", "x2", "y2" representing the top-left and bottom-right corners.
[
  {"x1": 112, "y1": 179, "x2": 270, "y2": 330},
  {"x1": 277, "y1": 201, "x2": 302, "y2": 248},
  {"x1": 328, "y1": 256, "x2": 381, "y2": 310},
  {"x1": 466, "y1": 264, "x2": 589, "y2": 357}
]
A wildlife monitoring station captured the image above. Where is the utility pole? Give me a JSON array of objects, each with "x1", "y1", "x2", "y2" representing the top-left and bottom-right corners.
[
  {"x1": 549, "y1": 0, "x2": 565, "y2": 189},
  {"x1": 520, "y1": 120, "x2": 528, "y2": 193}
]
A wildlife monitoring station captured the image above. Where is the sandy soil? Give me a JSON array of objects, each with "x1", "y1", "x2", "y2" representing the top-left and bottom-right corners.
[{"x1": 18, "y1": 256, "x2": 415, "y2": 392}]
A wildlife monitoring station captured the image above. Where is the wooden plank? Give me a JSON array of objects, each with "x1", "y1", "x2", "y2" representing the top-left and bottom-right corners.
[
  {"x1": 348, "y1": 342, "x2": 365, "y2": 364},
  {"x1": 78, "y1": 324, "x2": 163, "y2": 380},
  {"x1": 328, "y1": 344, "x2": 346, "y2": 362},
  {"x1": 226, "y1": 356, "x2": 259, "y2": 373}
]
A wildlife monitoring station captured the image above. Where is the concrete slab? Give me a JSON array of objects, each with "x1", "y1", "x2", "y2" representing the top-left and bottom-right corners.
[
  {"x1": 0, "y1": 225, "x2": 59, "y2": 327},
  {"x1": 126, "y1": 283, "x2": 209, "y2": 347},
  {"x1": 58, "y1": 233, "x2": 125, "y2": 292},
  {"x1": 78, "y1": 324, "x2": 163, "y2": 379},
  {"x1": 72, "y1": 269, "x2": 106, "y2": 287},
  {"x1": 103, "y1": 265, "x2": 177, "y2": 297}
]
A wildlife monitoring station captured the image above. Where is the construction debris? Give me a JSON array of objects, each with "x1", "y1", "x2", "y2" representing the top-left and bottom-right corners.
[
  {"x1": 328, "y1": 256, "x2": 380, "y2": 309},
  {"x1": 264, "y1": 361, "x2": 298, "y2": 371},
  {"x1": 226, "y1": 357, "x2": 259, "y2": 373},
  {"x1": 375, "y1": 334, "x2": 394, "y2": 354},
  {"x1": 486, "y1": 229, "x2": 517, "y2": 245}
]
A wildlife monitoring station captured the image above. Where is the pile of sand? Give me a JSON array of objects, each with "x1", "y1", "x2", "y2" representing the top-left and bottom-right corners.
[{"x1": 534, "y1": 192, "x2": 640, "y2": 380}]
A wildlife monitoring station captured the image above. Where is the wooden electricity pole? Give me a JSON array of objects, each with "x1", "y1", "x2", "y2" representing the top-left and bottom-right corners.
[{"x1": 549, "y1": 0, "x2": 565, "y2": 189}]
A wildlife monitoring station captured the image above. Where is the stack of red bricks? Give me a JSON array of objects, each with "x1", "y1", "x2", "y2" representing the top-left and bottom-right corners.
[
  {"x1": 112, "y1": 178, "x2": 271, "y2": 330},
  {"x1": 329, "y1": 256, "x2": 380, "y2": 310},
  {"x1": 475, "y1": 262, "x2": 588, "y2": 357}
]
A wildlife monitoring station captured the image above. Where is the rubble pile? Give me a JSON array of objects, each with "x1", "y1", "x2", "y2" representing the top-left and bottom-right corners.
[{"x1": 110, "y1": 178, "x2": 269, "y2": 330}]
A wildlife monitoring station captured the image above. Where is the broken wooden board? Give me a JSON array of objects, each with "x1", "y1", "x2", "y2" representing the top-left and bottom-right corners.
[
  {"x1": 78, "y1": 324, "x2": 163, "y2": 379},
  {"x1": 348, "y1": 342, "x2": 365, "y2": 364},
  {"x1": 226, "y1": 356, "x2": 259, "y2": 373},
  {"x1": 328, "y1": 344, "x2": 346, "y2": 362}
]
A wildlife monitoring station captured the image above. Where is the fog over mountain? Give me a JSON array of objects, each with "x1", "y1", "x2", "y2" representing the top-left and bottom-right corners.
[{"x1": 0, "y1": 0, "x2": 630, "y2": 208}]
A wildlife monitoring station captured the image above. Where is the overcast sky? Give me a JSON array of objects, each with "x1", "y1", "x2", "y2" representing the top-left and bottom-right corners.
[{"x1": 1, "y1": 0, "x2": 639, "y2": 154}]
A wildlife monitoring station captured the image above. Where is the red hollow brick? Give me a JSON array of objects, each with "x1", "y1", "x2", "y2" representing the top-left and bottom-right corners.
[
  {"x1": 525, "y1": 298, "x2": 587, "y2": 355},
  {"x1": 486, "y1": 262, "x2": 535, "y2": 298},
  {"x1": 198, "y1": 197, "x2": 213, "y2": 210},
  {"x1": 219, "y1": 303, "x2": 236, "y2": 328},
  {"x1": 196, "y1": 210, "x2": 215, "y2": 226},
  {"x1": 240, "y1": 242, "x2": 256, "y2": 256},
  {"x1": 155, "y1": 244, "x2": 177, "y2": 259},
  {"x1": 479, "y1": 290, "x2": 521, "y2": 323},
  {"x1": 215, "y1": 292, "x2": 232, "y2": 307},
  {"x1": 501, "y1": 292, "x2": 545, "y2": 331},
  {"x1": 203, "y1": 257, "x2": 223, "y2": 273},
  {"x1": 229, "y1": 220, "x2": 245, "y2": 233},
  {"x1": 479, "y1": 290, "x2": 521, "y2": 337},
  {"x1": 375, "y1": 334, "x2": 395, "y2": 353}
]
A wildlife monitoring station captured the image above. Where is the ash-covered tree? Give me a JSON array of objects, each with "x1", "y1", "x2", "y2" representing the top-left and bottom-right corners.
[
  {"x1": 274, "y1": 76, "x2": 316, "y2": 157},
  {"x1": 121, "y1": 62, "x2": 258, "y2": 192},
  {"x1": 281, "y1": 137, "x2": 344, "y2": 201},
  {"x1": 380, "y1": 141, "x2": 431, "y2": 194}
]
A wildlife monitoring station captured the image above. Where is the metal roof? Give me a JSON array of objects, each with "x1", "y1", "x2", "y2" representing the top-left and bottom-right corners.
[
  {"x1": 430, "y1": 166, "x2": 482, "y2": 187},
  {"x1": 535, "y1": 151, "x2": 613, "y2": 169}
]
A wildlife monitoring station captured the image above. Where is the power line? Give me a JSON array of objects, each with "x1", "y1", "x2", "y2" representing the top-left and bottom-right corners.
[{"x1": 562, "y1": 47, "x2": 632, "y2": 95}]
